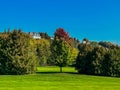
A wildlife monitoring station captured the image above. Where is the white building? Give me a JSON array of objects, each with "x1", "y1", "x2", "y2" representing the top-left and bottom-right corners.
[{"x1": 29, "y1": 32, "x2": 41, "y2": 39}]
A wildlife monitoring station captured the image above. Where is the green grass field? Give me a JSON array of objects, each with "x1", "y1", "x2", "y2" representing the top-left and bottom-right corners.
[{"x1": 0, "y1": 66, "x2": 120, "y2": 90}]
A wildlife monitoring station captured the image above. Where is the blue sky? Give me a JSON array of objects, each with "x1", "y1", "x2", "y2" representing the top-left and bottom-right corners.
[{"x1": 0, "y1": 0, "x2": 120, "y2": 43}]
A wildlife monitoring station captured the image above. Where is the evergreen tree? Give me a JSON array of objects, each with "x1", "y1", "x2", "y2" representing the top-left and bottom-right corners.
[
  {"x1": 76, "y1": 43, "x2": 93, "y2": 74},
  {"x1": 102, "y1": 48, "x2": 120, "y2": 77},
  {"x1": 0, "y1": 30, "x2": 37, "y2": 75}
]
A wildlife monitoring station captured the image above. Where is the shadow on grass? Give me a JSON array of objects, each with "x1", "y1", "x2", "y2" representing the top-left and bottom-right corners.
[
  {"x1": 36, "y1": 72, "x2": 78, "y2": 75},
  {"x1": 36, "y1": 71, "x2": 120, "y2": 78}
]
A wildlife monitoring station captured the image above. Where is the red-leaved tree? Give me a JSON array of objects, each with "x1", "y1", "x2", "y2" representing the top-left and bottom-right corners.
[
  {"x1": 54, "y1": 28, "x2": 73, "y2": 46},
  {"x1": 54, "y1": 28, "x2": 69, "y2": 40}
]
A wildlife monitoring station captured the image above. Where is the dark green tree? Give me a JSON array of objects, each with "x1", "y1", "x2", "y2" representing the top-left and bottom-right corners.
[
  {"x1": 39, "y1": 32, "x2": 51, "y2": 40},
  {"x1": 90, "y1": 46, "x2": 107, "y2": 75},
  {"x1": 102, "y1": 48, "x2": 120, "y2": 77},
  {"x1": 76, "y1": 42, "x2": 93, "y2": 74}
]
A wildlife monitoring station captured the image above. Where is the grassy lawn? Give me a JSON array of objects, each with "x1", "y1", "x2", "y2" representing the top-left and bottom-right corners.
[{"x1": 0, "y1": 67, "x2": 120, "y2": 90}]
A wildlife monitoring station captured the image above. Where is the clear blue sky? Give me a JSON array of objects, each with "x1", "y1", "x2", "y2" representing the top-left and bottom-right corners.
[{"x1": 0, "y1": 0, "x2": 120, "y2": 43}]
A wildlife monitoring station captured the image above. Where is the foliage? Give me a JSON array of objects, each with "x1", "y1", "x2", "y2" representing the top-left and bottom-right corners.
[
  {"x1": 54, "y1": 28, "x2": 69, "y2": 40},
  {"x1": 0, "y1": 28, "x2": 120, "y2": 77},
  {"x1": 99, "y1": 41, "x2": 119, "y2": 49},
  {"x1": 89, "y1": 46, "x2": 107, "y2": 75},
  {"x1": 102, "y1": 48, "x2": 120, "y2": 77},
  {"x1": 76, "y1": 43, "x2": 93, "y2": 74},
  {"x1": 0, "y1": 30, "x2": 37, "y2": 75},
  {"x1": 50, "y1": 28, "x2": 74, "y2": 72},
  {"x1": 39, "y1": 32, "x2": 51, "y2": 40},
  {"x1": 76, "y1": 39, "x2": 120, "y2": 77},
  {"x1": 51, "y1": 39, "x2": 71, "y2": 72},
  {"x1": 69, "y1": 47, "x2": 79, "y2": 66},
  {"x1": 36, "y1": 38, "x2": 51, "y2": 66}
]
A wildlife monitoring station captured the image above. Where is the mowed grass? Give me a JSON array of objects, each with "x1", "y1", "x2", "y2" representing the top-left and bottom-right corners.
[{"x1": 0, "y1": 67, "x2": 120, "y2": 90}]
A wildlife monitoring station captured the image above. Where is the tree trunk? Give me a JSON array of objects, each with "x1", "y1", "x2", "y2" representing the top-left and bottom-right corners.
[{"x1": 60, "y1": 67, "x2": 62, "y2": 73}]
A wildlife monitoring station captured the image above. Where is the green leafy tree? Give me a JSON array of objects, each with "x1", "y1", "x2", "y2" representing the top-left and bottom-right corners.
[
  {"x1": 0, "y1": 30, "x2": 37, "y2": 75},
  {"x1": 50, "y1": 28, "x2": 71, "y2": 72},
  {"x1": 36, "y1": 38, "x2": 51, "y2": 66},
  {"x1": 69, "y1": 47, "x2": 79, "y2": 66},
  {"x1": 51, "y1": 39, "x2": 70, "y2": 72}
]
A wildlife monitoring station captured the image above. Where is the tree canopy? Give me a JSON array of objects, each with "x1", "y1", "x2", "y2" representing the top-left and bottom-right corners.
[{"x1": 0, "y1": 28, "x2": 120, "y2": 77}]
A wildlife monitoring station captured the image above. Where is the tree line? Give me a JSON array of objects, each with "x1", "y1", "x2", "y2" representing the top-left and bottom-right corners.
[
  {"x1": 76, "y1": 39, "x2": 120, "y2": 77},
  {"x1": 0, "y1": 28, "x2": 120, "y2": 77}
]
